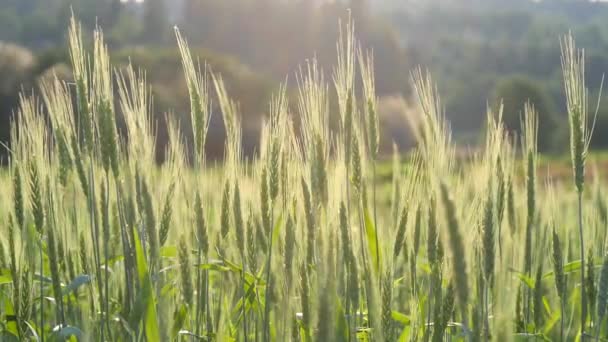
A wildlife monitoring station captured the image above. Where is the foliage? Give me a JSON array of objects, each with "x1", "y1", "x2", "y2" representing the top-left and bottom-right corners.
[
  {"x1": 7, "y1": 0, "x2": 608, "y2": 154},
  {"x1": 493, "y1": 75, "x2": 557, "y2": 152}
]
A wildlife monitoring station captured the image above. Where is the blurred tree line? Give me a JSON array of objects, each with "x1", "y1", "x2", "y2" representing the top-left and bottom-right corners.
[
  {"x1": 3, "y1": 0, "x2": 608, "y2": 162},
  {"x1": 385, "y1": 0, "x2": 608, "y2": 151}
]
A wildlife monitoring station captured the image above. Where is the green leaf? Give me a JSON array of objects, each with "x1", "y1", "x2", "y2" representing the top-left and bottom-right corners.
[
  {"x1": 222, "y1": 259, "x2": 266, "y2": 286},
  {"x1": 2, "y1": 291, "x2": 18, "y2": 337},
  {"x1": 334, "y1": 298, "x2": 349, "y2": 342},
  {"x1": 171, "y1": 304, "x2": 188, "y2": 339},
  {"x1": 62, "y1": 275, "x2": 92, "y2": 296},
  {"x1": 542, "y1": 259, "x2": 602, "y2": 279},
  {"x1": 541, "y1": 301, "x2": 560, "y2": 336},
  {"x1": 363, "y1": 207, "x2": 380, "y2": 274},
  {"x1": 391, "y1": 311, "x2": 411, "y2": 325},
  {"x1": 196, "y1": 260, "x2": 231, "y2": 272},
  {"x1": 542, "y1": 296, "x2": 552, "y2": 316},
  {"x1": 510, "y1": 269, "x2": 535, "y2": 289},
  {"x1": 133, "y1": 229, "x2": 160, "y2": 341},
  {"x1": 397, "y1": 324, "x2": 411, "y2": 342},
  {"x1": 231, "y1": 276, "x2": 259, "y2": 323},
  {"x1": 0, "y1": 269, "x2": 12, "y2": 285},
  {"x1": 271, "y1": 213, "x2": 284, "y2": 247},
  {"x1": 160, "y1": 245, "x2": 178, "y2": 258},
  {"x1": 23, "y1": 321, "x2": 40, "y2": 340},
  {"x1": 105, "y1": 245, "x2": 178, "y2": 267}
]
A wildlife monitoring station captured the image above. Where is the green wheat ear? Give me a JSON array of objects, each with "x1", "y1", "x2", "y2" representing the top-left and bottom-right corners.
[
  {"x1": 552, "y1": 228, "x2": 566, "y2": 300},
  {"x1": 597, "y1": 255, "x2": 608, "y2": 323},
  {"x1": 299, "y1": 261, "x2": 311, "y2": 340},
  {"x1": 141, "y1": 178, "x2": 158, "y2": 265},
  {"x1": 233, "y1": 181, "x2": 245, "y2": 253},
  {"x1": 159, "y1": 183, "x2": 175, "y2": 247},
  {"x1": 29, "y1": 162, "x2": 44, "y2": 234},
  {"x1": 13, "y1": 165, "x2": 25, "y2": 230},
  {"x1": 260, "y1": 166, "x2": 271, "y2": 235},
  {"x1": 176, "y1": 27, "x2": 210, "y2": 167},
  {"x1": 69, "y1": 16, "x2": 94, "y2": 154},
  {"x1": 561, "y1": 33, "x2": 597, "y2": 334},
  {"x1": 284, "y1": 214, "x2": 296, "y2": 288},
  {"x1": 393, "y1": 204, "x2": 409, "y2": 260},
  {"x1": 301, "y1": 178, "x2": 315, "y2": 268},
  {"x1": 247, "y1": 210, "x2": 258, "y2": 272},
  {"x1": 194, "y1": 192, "x2": 208, "y2": 257},
  {"x1": 351, "y1": 131, "x2": 363, "y2": 195},
  {"x1": 533, "y1": 263, "x2": 545, "y2": 329},
  {"x1": 220, "y1": 180, "x2": 231, "y2": 243},
  {"x1": 482, "y1": 181, "x2": 495, "y2": 285},
  {"x1": 427, "y1": 196, "x2": 438, "y2": 266},
  {"x1": 178, "y1": 235, "x2": 193, "y2": 305},
  {"x1": 439, "y1": 181, "x2": 469, "y2": 318},
  {"x1": 561, "y1": 33, "x2": 594, "y2": 194},
  {"x1": 339, "y1": 201, "x2": 353, "y2": 269},
  {"x1": 359, "y1": 48, "x2": 379, "y2": 160}
]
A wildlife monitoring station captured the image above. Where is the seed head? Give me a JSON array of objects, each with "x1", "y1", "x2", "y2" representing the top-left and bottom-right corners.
[
  {"x1": 393, "y1": 205, "x2": 409, "y2": 259},
  {"x1": 439, "y1": 181, "x2": 469, "y2": 315},
  {"x1": 195, "y1": 193, "x2": 209, "y2": 256},
  {"x1": 178, "y1": 236, "x2": 193, "y2": 305}
]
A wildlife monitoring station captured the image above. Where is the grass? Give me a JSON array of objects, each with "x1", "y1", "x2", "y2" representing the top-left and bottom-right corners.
[{"x1": 2, "y1": 15, "x2": 608, "y2": 342}]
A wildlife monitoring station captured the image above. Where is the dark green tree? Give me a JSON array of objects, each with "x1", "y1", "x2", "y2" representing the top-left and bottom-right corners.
[{"x1": 493, "y1": 75, "x2": 558, "y2": 152}]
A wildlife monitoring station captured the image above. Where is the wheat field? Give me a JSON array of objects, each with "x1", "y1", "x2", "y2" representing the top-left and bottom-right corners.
[{"x1": 0, "y1": 17, "x2": 607, "y2": 341}]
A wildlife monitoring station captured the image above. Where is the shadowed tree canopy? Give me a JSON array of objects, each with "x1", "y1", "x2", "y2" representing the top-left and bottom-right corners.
[
  {"x1": 4, "y1": 0, "x2": 608, "y2": 157},
  {"x1": 493, "y1": 75, "x2": 558, "y2": 152}
]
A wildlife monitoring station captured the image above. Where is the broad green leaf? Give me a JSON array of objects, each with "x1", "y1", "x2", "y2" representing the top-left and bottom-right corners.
[
  {"x1": 171, "y1": 304, "x2": 188, "y2": 339},
  {"x1": 542, "y1": 296, "x2": 552, "y2": 316},
  {"x1": 397, "y1": 324, "x2": 411, "y2": 342},
  {"x1": 334, "y1": 299, "x2": 349, "y2": 341},
  {"x1": 160, "y1": 280, "x2": 177, "y2": 298},
  {"x1": 542, "y1": 302, "x2": 560, "y2": 336},
  {"x1": 510, "y1": 269, "x2": 535, "y2": 289},
  {"x1": 133, "y1": 229, "x2": 160, "y2": 342},
  {"x1": 2, "y1": 292, "x2": 18, "y2": 337},
  {"x1": 542, "y1": 260, "x2": 603, "y2": 279},
  {"x1": 196, "y1": 260, "x2": 231, "y2": 272},
  {"x1": 160, "y1": 245, "x2": 178, "y2": 258},
  {"x1": 231, "y1": 276, "x2": 259, "y2": 322},
  {"x1": 222, "y1": 259, "x2": 266, "y2": 286},
  {"x1": 418, "y1": 262, "x2": 432, "y2": 275},
  {"x1": 391, "y1": 311, "x2": 411, "y2": 325},
  {"x1": 0, "y1": 269, "x2": 12, "y2": 285}
]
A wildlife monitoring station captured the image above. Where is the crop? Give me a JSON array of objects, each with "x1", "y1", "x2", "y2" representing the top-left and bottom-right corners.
[{"x1": 0, "y1": 16, "x2": 607, "y2": 341}]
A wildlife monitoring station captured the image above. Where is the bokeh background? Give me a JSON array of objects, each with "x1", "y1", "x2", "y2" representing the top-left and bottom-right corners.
[{"x1": 1, "y1": 0, "x2": 607, "y2": 163}]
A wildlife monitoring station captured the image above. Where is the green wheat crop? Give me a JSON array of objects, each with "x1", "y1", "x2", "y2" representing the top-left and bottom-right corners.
[{"x1": 0, "y1": 14, "x2": 607, "y2": 342}]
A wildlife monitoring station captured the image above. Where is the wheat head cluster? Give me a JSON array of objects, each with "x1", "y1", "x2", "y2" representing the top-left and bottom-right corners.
[{"x1": 0, "y1": 15, "x2": 607, "y2": 342}]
